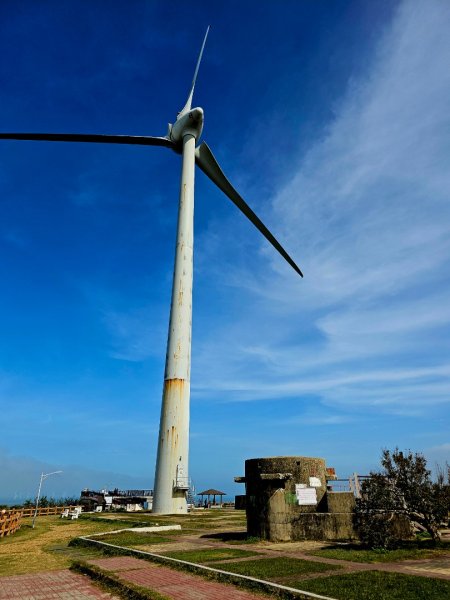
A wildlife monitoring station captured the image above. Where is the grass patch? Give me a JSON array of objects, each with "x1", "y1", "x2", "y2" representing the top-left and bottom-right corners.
[
  {"x1": 0, "y1": 516, "x2": 120, "y2": 576},
  {"x1": 80, "y1": 515, "x2": 159, "y2": 528},
  {"x1": 161, "y1": 548, "x2": 260, "y2": 563},
  {"x1": 209, "y1": 557, "x2": 341, "y2": 579},
  {"x1": 295, "y1": 570, "x2": 450, "y2": 600},
  {"x1": 0, "y1": 508, "x2": 249, "y2": 578},
  {"x1": 310, "y1": 540, "x2": 450, "y2": 563},
  {"x1": 97, "y1": 531, "x2": 174, "y2": 546},
  {"x1": 81, "y1": 509, "x2": 246, "y2": 533}
]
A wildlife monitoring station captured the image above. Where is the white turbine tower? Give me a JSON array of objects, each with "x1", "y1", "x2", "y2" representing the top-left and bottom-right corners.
[{"x1": 0, "y1": 28, "x2": 303, "y2": 515}]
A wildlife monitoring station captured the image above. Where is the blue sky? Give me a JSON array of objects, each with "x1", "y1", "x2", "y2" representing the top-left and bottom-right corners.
[{"x1": 0, "y1": 0, "x2": 449, "y2": 503}]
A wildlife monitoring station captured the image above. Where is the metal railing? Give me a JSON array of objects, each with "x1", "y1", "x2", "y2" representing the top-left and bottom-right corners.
[
  {"x1": 327, "y1": 474, "x2": 371, "y2": 498},
  {"x1": 82, "y1": 490, "x2": 153, "y2": 498},
  {"x1": 174, "y1": 477, "x2": 190, "y2": 491},
  {"x1": 117, "y1": 490, "x2": 153, "y2": 497}
]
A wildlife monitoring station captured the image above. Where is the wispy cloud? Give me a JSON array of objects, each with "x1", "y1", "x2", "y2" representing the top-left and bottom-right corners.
[
  {"x1": 73, "y1": 279, "x2": 168, "y2": 362},
  {"x1": 193, "y1": 0, "x2": 450, "y2": 417},
  {"x1": 102, "y1": 306, "x2": 165, "y2": 361}
]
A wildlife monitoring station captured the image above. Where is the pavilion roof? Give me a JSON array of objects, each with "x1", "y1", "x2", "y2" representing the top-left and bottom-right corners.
[{"x1": 197, "y1": 488, "x2": 226, "y2": 496}]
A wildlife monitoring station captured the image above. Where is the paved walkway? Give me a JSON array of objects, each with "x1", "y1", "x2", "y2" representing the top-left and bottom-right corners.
[
  {"x1": 88, "y1": 556, "x2": 266, "y2": 600},
  {"x1": 139, "y1": 530, "x2": 450, "y2": 582},
  {"x1": 0, "y1": 569, "x2": 118, "y2": 600},
  {"x1": 1, "y1": 525, "x2": 448, "y2": 599},
  {"x1": 0, "y1": 545, "x2": 448, "y2": 600},
  {"x1": 253, "y1": 544, "x2": 450, "y2": 581}
]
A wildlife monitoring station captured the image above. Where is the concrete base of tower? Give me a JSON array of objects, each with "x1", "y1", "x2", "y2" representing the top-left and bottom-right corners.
[{"x1": 152, "y1": 493, "x2": 187, "y2": 515}]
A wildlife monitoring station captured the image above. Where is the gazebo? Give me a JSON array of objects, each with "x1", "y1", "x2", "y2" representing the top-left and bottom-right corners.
[{"x1": 197, "y1": 488, "x2": 226, "y2": 507}]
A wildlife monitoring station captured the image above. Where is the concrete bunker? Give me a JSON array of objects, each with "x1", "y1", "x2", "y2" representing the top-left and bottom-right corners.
[{"x1": 236, "y1": 456, "x2": 356, "y2": 542}]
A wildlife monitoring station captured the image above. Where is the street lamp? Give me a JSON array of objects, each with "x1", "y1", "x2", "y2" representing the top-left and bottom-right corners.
[{"x1": 32, "y1": 470, "x2": 63, "y2": 528}]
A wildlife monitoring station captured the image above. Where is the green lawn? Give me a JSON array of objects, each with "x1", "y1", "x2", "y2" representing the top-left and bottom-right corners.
[
  {"x1": 93, "y1": 531, "x2": 174, "y2": 546},
  {"x1": 296, "y1": 570, "x2": 450, "y2": 600},
  {"x1": 310, "y1": 540, "x2": 450, "y2": 563},
  {"x1": 162, "y1": 548, "x2": 260, "y2": 563},
  {"x1": 81, "y1": 509, "x2": 246, "y2": 532},
  {"x1": 0, "y1": 516, "x2": 120, "y2": 576},
  {"x1": 209, "y1": 557, "x2": 341, "y2": 579}
]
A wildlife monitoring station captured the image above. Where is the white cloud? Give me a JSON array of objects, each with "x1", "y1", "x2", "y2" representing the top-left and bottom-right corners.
[
  {"x1": 273, "y1": 1, "x2": 450, "y2": 303},
  {"x1": 193, "y1": 0, "x2": 450, "y2": 417}
]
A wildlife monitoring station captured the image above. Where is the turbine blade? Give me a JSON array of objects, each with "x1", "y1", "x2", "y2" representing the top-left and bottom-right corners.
[
  {"x1": 0, "y1": 132, "x2": 175, "y2": 149},
  {"x1": 179, "y1": 25, "x2": 210, "y2": 117},
  {"x1": 195, "y1": 141, "x2": 303, "y2": 277}
]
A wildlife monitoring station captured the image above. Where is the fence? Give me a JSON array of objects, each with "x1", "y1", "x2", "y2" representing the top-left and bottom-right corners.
[
  {"x1": 0, "y1": 505, "x2": 79, "y2": 538},
  {"x1": 20, "y1": 505, "x2": 77, "y2": 518},
  {"x1": 0, "y1": 510, "x2": 22, "y2": 537}
]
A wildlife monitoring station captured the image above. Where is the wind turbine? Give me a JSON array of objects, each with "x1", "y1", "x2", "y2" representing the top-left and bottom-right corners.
[{"x1": 0, "y1": 27, "x2": 303, "y2": 514}]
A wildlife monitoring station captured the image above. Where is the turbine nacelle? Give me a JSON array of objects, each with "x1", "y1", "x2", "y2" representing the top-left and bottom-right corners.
[
  {"x1": 0, "y1": 26, "x2": 304, "y2": 516},
  {"x1": 168, "y1": 107, "x2": 204, "y2": 151}
]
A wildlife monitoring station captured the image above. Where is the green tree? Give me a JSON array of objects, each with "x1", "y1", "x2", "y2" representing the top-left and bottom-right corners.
[
  {"x1": 38, "y1": 495, "x2": 49, "y2": 508},
  {"x1": 355, "y1": 449, "x2": 449, "y2": 548},
  {"x1": 61, "y1": 496, "x2": 80, "y2": 506}
]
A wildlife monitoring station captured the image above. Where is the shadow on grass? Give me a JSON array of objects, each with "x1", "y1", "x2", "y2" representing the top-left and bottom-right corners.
[{"x1": 200, "y1": 531, "x2": 259, "y2": 544}]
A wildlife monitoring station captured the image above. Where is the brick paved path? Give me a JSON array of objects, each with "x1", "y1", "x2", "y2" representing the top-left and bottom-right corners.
[
  {"x1": 0, "y1": 570, "x2": 118, "y2": 600},
  {"x1": 88, "y1": 557, "x2": 266, "y2": 600},
  {"x1": 134, "y1": 531, "x2": 450, "y2": 582}
]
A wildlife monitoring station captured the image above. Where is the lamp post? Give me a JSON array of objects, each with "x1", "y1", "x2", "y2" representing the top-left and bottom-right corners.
[{"x1": 32, "y1": 470, "x2": 63, "y2": 528}]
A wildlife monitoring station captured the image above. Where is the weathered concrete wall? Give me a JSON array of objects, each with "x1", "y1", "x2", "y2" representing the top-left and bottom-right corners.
[
  {"x1": 243, "y1": 456, "x2": 357, "y2": 542},
  {"x1": 291, "y1": 513, "x2": 357, "y2": 541},
  {"x1": 322, "y1": 492, "x2": 355, "y2": 514},
  {"x1": 234, "y1": 495, "x2": 246, "y2": 510}
]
